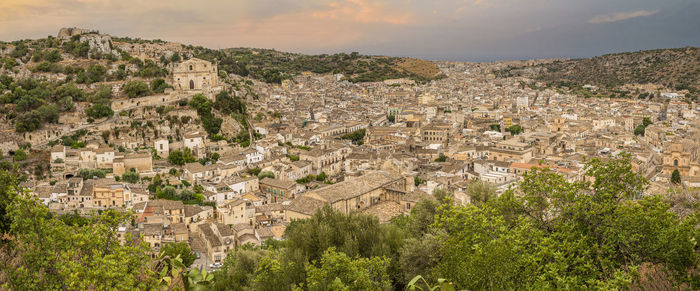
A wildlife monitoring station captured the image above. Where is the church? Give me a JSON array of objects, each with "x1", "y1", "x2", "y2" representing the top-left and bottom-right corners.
[{"x1": 172, "y1": 58, "x2": 218, "y2": 92}]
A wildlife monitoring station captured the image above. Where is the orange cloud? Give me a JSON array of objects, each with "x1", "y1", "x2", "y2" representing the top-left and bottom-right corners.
[{"x1": 311, "y1": 0, "x2": 413, "y2": 25}]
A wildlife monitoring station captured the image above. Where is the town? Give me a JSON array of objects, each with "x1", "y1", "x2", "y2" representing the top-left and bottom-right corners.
[{"x1": 1, "y1": 27, "x2": 698, "y2": 283}]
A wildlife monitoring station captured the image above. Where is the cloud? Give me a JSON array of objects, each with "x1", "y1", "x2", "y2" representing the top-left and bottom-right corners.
[
  {"x1": 587, "y1": 9, "x2": 659, "y2": 24},
  {"x1": 311, "y1": 0, "x2": 413, "y2": 25}
]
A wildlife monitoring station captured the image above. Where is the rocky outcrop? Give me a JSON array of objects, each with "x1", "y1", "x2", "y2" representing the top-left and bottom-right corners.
[
  {"x1": 57, "y1": 27, "x2": 97, "y2": 39},
  {"x1": 79, "y1": 34, "x2": 113, "y2": 57}
]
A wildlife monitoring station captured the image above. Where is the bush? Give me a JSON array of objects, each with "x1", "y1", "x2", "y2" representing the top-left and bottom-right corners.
[
  {"x1": 150, "y1": 79, "x2": 172, "y2": 93},
  {"x1": 13, "y1": 149, "x2": 27, "y2": 161},
  {"x1": 123, "y1": 81, "x2": 151, "y2": 98},
  {"x1": 86, "y1": 103, "x2": 114, "y2": 119}
]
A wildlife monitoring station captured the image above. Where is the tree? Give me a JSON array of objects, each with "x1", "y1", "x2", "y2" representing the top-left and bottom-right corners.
[
  {"x1": 84, "y1": 64, "x2": 107, "y2": 83},
  {"x1": 434, "y1": 154, "x2": 697, "y2": 290},
  {"x1": 634, "y1": 124, "x2": 646, "y2": 136},
  {"x1": 399, "y1": 232, "x2": 444, "y2": 284},
  {"x1": 214, "y1": 90, "x2": 246, "y2": 115},
  {"x1": 85, "y1": 103, "x2": 113, "y2": 119},
  {"x1": 432, "y1": 187, "x2": 452, "y2": 203},
  {"x1": 434, "y1": 154, "x2": 447, "y2": 162},
  {"x1": 0, "y1": 168, "x2": 19, "y2": 236},
  {"x1": 150, "y1": 79, "x2": 172, "y2": 93},
  {"x1": 160, "y1": 242, "x2": 197, "y2": 268},
  {"x1": 44, "y1": 49, "x2": 62, "y2": 62},
  {"x1": 341, "y1": 129, "x2": 366, "y2": 145},
  {"x1": 123, "y1": 81, "x2": 151, "y2": 98},
  {"x1": 316, "y1": 172, "x2": 327, "y2": 182},
  {"x1": 121, "y1": 170, "x2": 140, "y2": 183},
  {"x1": 2, "y1": 193, "x2": 161, "y2": 289},
  {"x1": 13, "y1": 149, "x2": 26, "y2": 161},
  {"x1": 505, "y1": 124, "x2": 524, "y2": 135},
  {"x1": 671, "y1": 169, "x2": 681, "y2": 185},
  {"x1": 465, "y1": 180, "x2": 497, "y2": 206},
  {"x1": 211, "y1": 246, "x2": 268, "y2": 290},
  {"x1": 304, "y1": 248, "x2": 392, "y2": 290},
  {"x1": 167, "y1": 149, "x2": 195, "y2": 166},
  {"x1": 258, "y1": 171, "x2": 275, "y2": 179}
]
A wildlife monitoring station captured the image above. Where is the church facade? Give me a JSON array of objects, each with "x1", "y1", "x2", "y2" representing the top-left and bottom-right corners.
[{"x1": 172, "y1": 58, "x2": 218, "y2": 92}]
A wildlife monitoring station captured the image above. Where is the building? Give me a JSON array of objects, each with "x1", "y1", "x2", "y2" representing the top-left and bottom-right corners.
[
  {"x1": 301, "y1": 171, "x2": 406, "y2": 216},
  {"x1": 422, "y1": 122, "x2": 451, "y2": 144},
  {"x1": 489, "y1": 140, "x2": 533, "y2": 163},
  {"x1": 173, "y1": 58, "x2": 218, "y2": 92},
  {"x1": 92, "y1": 178, "x2": 126, "y2": 208},
  {"x1": 260, "y1": 178, "x2": 298, "y2": 202}
]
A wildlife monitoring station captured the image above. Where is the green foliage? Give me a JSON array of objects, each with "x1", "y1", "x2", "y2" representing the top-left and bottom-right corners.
[
  {"x1": 0, "y1": 168, "x2": 19, "y2": 235},
  {"x1": 150, "y1": 78, "x2": 173, "y2": 93},
  {"x1": 85, "y1": 103, "x2": 113, "y2": 119},
  {"x1": 189, "y1": 94, "x2": 222, "y2": 135},
  {"x1": 62, "y1": 39, "x2": 90, "y2": 58},
  {"x1": 316, "y1": 172, "x2": 327, "y2": 182},
  {"x1": 634, "y1": 117, "x2": 653, "y2": 136},
  {"x1": 465, "y1": 180, "x2": 497, "y2": 206},
  {"x1": 304, "y1": 247, "x2": 392, "y2": 290},
  {"x1": 489, "y1": 124, "x2": 501, "y2": 132},
  {"x1": 32, "y1": 61, "x2": 63, "y2": 73},
  {"x1": 296, "y1": 175, "x2": 316, "y2": 184},
  {"x1": 406, "y1": 275, "x2": 455, "y2": 291},
  {"x1": 340, "y1": 128, "x2": 366, "y2": 145},
  {"x1": 160, "y1": 242, "x2": 197, "y2": 268},
  {"x1": 138, "y1": 59, "x2": 168, "y2": 78},
  {"x1": 258, "y1": 171, "x2": 275, "y2": 180},
  {"x1": 80, "y1": 64, "x2": 107, "y2": 84},
  {"x1": 434, "y1": 154, "x2": 447, "y2": 162},
  {"x1": 211, "y1": 246, "x2": 268, "y2": 290},
  {"x1": 10, "y1": 43, "x2": 28, "y2": 58},
  {"x1": 79, "y1": 169, "x2": 107, "y2": 179},
  {"x1": 414, "y1": 176, "x2": 423, "y2": 186},
  {"x1": 192, "y1": 47, "x2": 440, "y2": 84},
  {"x1": 214, "y1": 90, "x2": 246, "y2": 115},
  {"x1": 247, "y1": 168, "x2": 262, "y2": 176},
  {"x1": 3, "y1": 193, "x2": 159, "y2": 289},
  {"x1": 671, "y1": 169, "x2": 681, "y2": 185},
  {"x1": 434, "y1": 154, "x2": 697, "y2": 289},
  {"x1": 43, "y1": 49, "x2": 62, "y2": 62},
  {"x1": 12, "y1": 149, "x2": 26, "y2": 161},
  {"x1": 123, "y1": 80, "x2": 151, "y2": 98},
  {"x1": 505, "y1": 124, "x2": 524, "y2": 135},
  {"x1": 167, "y1": 148, "x2": 196, "y2": 166},
  {"x1": 121, "y1": 170, "x2": 140, "y2": 183}
]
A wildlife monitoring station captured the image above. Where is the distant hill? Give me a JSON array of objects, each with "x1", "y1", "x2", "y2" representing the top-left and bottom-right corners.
[
  {"x1": 537, "y1": 47, "x2": 700, "y2": 97},
  {"x1": 191, "y1": 47, "x2": 444, "y2": 84}
]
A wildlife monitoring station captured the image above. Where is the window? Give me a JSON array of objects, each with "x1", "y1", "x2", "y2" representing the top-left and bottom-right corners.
[
  {"x1": 189, "y1": 80, "x2": 194, "y2": 90},
  {"x1": 189, "y1": 65, "x2": 193, "y2": 71},
  {"x1": 674, "y1": 160, "x2": 678, "y2": 166},
  {"x1": 280, "y1": 191, "x2": 283, "y2": 197}
]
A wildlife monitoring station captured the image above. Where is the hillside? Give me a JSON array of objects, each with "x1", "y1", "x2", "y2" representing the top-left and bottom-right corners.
[
  {"x1": 191, "y1": 47, "x2": 444, "y2": 84},
  {"x1": 495, "y1": 47, "x2": 700, "y2": 99},
  {"x1": 544, "y1": 47, "x2": 699, "y2": 97}
]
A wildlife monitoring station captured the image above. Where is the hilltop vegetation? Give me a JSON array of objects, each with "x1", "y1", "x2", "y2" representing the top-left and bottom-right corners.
[
  {"x1": 496, "y1": 47, "x2": 700, "y2": 100},
  {"x1": 191, "y1": 47, "x2": 444, "y2": 84}
]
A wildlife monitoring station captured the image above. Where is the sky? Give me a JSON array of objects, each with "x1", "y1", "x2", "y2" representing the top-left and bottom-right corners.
[{"x1": 0, "y1": 0, "x2": 699, "y2": 61}]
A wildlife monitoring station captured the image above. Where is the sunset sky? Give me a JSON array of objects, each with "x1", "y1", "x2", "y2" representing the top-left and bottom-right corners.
[{"x1": 1, "y1": 0, "x2": 698, "y2": 61}]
